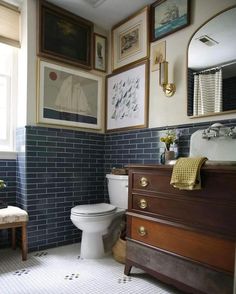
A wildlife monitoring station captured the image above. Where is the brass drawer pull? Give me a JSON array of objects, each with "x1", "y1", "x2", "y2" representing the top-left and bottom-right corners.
[
  {"x1": 139, "y1": 177, "x2": 149, "y2": 187},
  {"x1": 137, "y1": 226, "x2": 147, "y2": 237},
  {"x1": 138, "y1": 198, "x2": 148, "y2": 209}
]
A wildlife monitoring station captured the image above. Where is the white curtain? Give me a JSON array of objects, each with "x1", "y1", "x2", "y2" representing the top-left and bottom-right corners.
[{"x1": 193, "y1": 68, "x2": 222, "y2": 116}]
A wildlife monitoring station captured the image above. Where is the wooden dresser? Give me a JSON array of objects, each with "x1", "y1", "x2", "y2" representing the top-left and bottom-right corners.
[{"x1": 124, "y1": 164, "x2": 236, "y2": 294}]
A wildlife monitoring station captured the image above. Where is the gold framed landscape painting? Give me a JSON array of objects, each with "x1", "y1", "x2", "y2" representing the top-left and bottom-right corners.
[
  {"x1": 106, "y1": 60, "x2": 149, "y2": 132},
  {"x1": 112, "y1": 6, "x2": 149, "y2": 71},
  {"x1": 38, "y1": 0, "x2": 93, "y2": 70},
  {"x1": 37, "y1": 59, "x2": 102, "y2": 129}
]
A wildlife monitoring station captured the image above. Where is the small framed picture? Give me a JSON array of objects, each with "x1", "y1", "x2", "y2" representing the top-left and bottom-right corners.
[
  {"x1": 150, "y1": 0, "x2": 190, "y2": 42},
  {"x1": 93, "y1": 33, "x2": 107, "y2": 72},
  {"x1": 112, "y1": 6, "x2": 149, "y2": 71},
  {"x1": 150, "y1": 40, "x2": 166, "y2": 71},
  {"x1": 106, "y1": 60, "x2": 149, "y2": 132}
]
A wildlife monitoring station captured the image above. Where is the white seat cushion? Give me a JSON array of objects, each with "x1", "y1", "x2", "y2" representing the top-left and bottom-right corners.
[{"x1": 0, "y1": 206, "x2": 28, "y2": 224}]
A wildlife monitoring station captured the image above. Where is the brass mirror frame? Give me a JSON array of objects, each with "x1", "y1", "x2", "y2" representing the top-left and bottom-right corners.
[{"x1": 187, "y1": 5, "x2": 236, "y2": 119}]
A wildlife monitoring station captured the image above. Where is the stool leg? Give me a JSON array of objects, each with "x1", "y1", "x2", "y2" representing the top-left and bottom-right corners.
[
  {"x1": 21, "y1": 223, "x2": 27, "y2": 261},
  {"x1": 12, "y1": 227, "x2": 16, "y2": 250}
]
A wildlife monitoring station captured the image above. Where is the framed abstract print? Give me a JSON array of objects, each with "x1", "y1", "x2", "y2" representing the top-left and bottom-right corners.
[{"x1": 106, "y1": 60, "x2": 149, "y2": 132}]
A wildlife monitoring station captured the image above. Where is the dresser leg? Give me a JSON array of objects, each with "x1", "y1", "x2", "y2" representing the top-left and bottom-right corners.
[
  {"x1": 12, "y1": 227, "x2": 16, "y2": 250},
  {"x1": 124, "y1": 263, "x2": 132, "y2": 276}
]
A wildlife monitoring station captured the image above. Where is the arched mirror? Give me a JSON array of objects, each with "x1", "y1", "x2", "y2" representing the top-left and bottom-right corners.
[{"x1": 187, "y1": 6, "x2": 236, "y2": 117}]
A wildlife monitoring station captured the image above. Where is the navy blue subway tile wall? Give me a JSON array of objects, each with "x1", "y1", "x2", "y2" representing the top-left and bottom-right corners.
[
  {"x1": 223, "y1": 77, "x2": 236, "y2": 111},
  {"x1": 1, "y1": 118, "x2": 236, "y2": 251},
  {"x1": 103, "y1": 127, "x2": 188, "y2": 198},
  {"x1": 104, "y1": 126, "x2": 192, "y2": 173},
  {"x1": 103, "y1": 119, "x2": 236, "y2": 198},
  {"x1": 0, "y1": 159, "x2": 17, "y2": 248},
  {"x1": 23, "y1": 126, "x2": 105, "y2": 251},
  {"x1": 0, "y1": 160, "x2": 16, "y2": 205}
]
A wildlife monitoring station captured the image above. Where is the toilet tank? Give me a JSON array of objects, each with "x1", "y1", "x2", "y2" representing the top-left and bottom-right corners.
[{"x1": 106, "y1": 174, "x2": 128, "y2": 209}]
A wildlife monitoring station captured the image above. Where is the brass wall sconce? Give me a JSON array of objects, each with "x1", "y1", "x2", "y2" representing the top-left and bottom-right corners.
[{"x1": 159, "y1": 61, "x2": 176, "y2": 97}]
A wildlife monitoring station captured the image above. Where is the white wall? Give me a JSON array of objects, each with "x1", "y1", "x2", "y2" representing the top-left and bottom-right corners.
[
  {"x1": 22, "y1": 0, "x2": 236, "y2": 133},
  {"x1": 149, "y1": 0, "x2": 236, "y2": 128},
  {"x1": 17, "y1": 0, "x2": 28, "y2": 128}
]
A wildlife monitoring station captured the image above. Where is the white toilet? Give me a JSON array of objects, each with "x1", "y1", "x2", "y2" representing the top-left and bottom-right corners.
[{"x1": 70, "y1": 174, "x2": 128, "y2": 259}]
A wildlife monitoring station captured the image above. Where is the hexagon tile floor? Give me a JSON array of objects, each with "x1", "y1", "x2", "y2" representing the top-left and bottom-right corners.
[{"x1": 0, "y1": 243, "x2": 182, "y2": 294}]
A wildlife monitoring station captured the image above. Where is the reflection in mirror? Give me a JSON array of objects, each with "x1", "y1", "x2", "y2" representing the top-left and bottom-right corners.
[{"x1": 187, "y1": 6, "x2": 236, "y2": 117}]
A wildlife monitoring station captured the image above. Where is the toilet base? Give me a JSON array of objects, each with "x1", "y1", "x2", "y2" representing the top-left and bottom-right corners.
[{"x1": 80, "y1": 232, "x2": 105, "y2": 259}]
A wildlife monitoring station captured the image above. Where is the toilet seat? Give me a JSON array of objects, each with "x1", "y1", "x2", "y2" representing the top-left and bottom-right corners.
[{"x1": 71, "y1": 203, "x2": 116, "y2": 217}]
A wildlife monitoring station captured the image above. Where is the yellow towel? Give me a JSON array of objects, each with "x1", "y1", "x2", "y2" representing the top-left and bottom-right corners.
[{"x1": 170, "y1": 157, "x2": 207, "y2": 190}]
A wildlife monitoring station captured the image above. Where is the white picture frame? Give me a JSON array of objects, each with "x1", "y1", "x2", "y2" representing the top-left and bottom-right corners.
[{"x1": 106, "y1": 60, "x2": 149, "y2": 132}]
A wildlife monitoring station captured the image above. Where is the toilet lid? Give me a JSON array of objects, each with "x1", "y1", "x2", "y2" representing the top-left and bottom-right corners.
[{"x1": 71, "y1": 203, "x2": 116, "y2": 216}]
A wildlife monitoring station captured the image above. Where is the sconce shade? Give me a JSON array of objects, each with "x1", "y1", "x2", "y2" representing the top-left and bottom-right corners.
[
  {"x1": 159, "y1": 61, "x2": 168, "y2": 85},
  {"x1": 159, "y1": 61, "x2": 176, "y2": 97}
]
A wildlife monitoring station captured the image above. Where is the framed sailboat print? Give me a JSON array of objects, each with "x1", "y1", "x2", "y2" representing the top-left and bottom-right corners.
[{"x1": 37, "y1": 59, "x2": 102, "y2": 129}]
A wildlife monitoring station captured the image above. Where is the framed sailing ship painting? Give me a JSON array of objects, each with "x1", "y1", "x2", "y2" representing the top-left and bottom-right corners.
[
  {"x1": 150, "y1": 0, "x2": 190, "y2": 42},
  {"x1": 37, "y1": 59, "x2": 102, "y2": 129}
]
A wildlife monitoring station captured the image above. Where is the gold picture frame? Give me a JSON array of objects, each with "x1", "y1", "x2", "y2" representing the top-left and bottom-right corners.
[
  {"x1": 37, "y1": 0, "x2": 93, "y2": 70},
  {"x1": 93, "y1": 33, "x2": 107, "y2": 72},
  {"x1": 150, "y1": 0, "x2": 190, "y2": 42},
  {"x1": 37, "y1": 59, "x2": 102, "y2": 130},
  {"x1": 106, "y1": 60, "x2": 149, "y2": 132},
  {"x1": 111, "y1": 6, "x2": 149, "y2": 72}
]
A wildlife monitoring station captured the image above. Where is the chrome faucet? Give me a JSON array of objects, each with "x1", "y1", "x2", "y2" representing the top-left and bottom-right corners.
[
  {"x1": 227, "y1": 127, "x2": 236, "y2": 139},
  {"x1": 202, "y1": 123, "x2": 222, "y2": 139},
  {"x1": 202, "y1": 123, "x2": 236, "y2": 140},
  {"x1": 206, "y1": 125, "x2": 220, "y2": 137}
]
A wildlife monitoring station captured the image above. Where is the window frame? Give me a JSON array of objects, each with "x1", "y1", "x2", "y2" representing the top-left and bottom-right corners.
[
  {"x1": 0, "y1": 73, "x2": 11, "y2": 148},
  {"x1": 0, "y1": 44, "x2": 18, "y2": 155}
]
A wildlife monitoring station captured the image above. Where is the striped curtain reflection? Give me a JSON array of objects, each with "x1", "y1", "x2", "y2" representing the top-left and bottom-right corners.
[{"x1": 193, "y1": 68, "x2": 222, "y2": 116}]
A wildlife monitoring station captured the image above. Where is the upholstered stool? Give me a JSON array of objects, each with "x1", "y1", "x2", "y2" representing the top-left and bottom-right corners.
[{"x1": 0, "y1": 206, "x2": 28, "y2": 260}]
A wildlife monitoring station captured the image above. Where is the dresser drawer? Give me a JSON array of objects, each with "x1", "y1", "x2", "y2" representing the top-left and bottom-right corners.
[
  {"x1": 130, "y1": 216, "x2": 235, "y2": 273},
  {"x1": 131, "y1": 170, "x2": 184, "y2": 194},
  {"x1": 131, "y1": 194, "x2": 236, "y2": 237},
  {"x1": 132, "y1": 172, "x2": 164, "y2": 193}
]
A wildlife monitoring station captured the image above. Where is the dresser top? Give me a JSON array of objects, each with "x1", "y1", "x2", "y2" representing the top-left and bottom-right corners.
[{"x1": 126, "y1": 162, "x2": 236, "y2": 172}]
